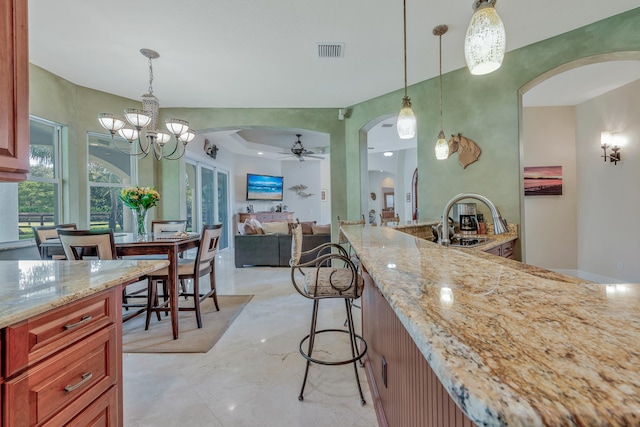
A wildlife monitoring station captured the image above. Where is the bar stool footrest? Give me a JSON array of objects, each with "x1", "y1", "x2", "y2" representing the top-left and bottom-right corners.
[{"x1": 299, "y1": 328, "x2": 367, "y2": 366}]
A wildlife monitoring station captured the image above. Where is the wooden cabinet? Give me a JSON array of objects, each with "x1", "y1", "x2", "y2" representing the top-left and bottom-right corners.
[
  {"x1": 485, "y1": 240, "x2": 514, "y2": 259},
  {"x1": 0, "y1": 0, "x2": 30, "y2": 182},
  {"x1": 2, "y1": 288, "x2": 122, "y2": 426},
  {"x1": 361, "y1": 269, "x2": 475, "y2": 426},
  {"x1": 238, "y1": 212, "x2": 294, "y2": 223}
]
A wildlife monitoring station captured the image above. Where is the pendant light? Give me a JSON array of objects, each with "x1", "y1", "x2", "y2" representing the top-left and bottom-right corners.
[
  {"x1": 396, "y1": 0, "x2": 416, "y2": 139},
  {"x1": 434, "y1": 25, "x2": 449, "y2": 160},
  {"x1": 464, "y1": 0, "x2": 506, "y2": 75}
]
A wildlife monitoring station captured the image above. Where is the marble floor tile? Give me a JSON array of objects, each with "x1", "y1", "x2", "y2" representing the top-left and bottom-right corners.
[{"x1": 123, "y1": 249, "x2": 378, "y2": 427}]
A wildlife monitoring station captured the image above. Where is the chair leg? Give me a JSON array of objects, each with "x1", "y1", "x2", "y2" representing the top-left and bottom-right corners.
[
  {"x1": 210, "y1": 267, "x2": 219, "y2": 311},
  {"x1": 299, "y1": 299, "x2": 319, "y2": 402},
  {"x1": 145, "y1": 279, "x2": 160, "y2": 330},
  {"x1": 345, "y1": 299, "x2": 366, "y2": 405},
  {"x1": 193, "y1": 277, "x2": 203, "y2": 329}
]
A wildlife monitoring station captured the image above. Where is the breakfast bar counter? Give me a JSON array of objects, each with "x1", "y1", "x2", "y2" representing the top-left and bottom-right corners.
[{"x1": 341, "y1": 224, "x2": 640, "y2": 426}]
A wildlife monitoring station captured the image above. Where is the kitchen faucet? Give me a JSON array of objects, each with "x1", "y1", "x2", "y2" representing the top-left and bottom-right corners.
[{"x1": 439, "y1": 193, "x2": 508, "y2": 246}]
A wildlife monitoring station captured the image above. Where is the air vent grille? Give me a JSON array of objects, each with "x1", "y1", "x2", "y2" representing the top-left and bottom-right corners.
[
  {"x1": 382, "y1": 123, "x2": 394, "y2": 128},
  {"x1": 317, "y1": 43, "x2": 344, "y2": 59}
]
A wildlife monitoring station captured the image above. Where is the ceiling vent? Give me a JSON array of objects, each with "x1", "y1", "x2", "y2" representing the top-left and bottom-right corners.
[
  {"x1": 317, "y1": 43, "x2": 344, "y2": 59},
  {"x1": 381, "y1": 123, "x2": 394, "y2": 128}
]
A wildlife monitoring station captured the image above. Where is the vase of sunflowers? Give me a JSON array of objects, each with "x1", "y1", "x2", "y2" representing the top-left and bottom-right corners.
[{"x1": 119, "y1": 186, "x2": 160, "y2": 240}]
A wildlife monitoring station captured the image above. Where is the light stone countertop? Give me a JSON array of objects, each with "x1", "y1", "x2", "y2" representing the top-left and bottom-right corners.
[
  {"x1": 0, "y1": 259, "x2": 168, "y2": 329},
  {"x1": 341, "y1": 224, "x2": 640, "y2": 427}
]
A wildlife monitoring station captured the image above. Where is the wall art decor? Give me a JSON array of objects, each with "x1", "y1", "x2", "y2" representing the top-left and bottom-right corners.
[{"x1": 524, "y1": 165, "x2": 563, "y2": 196}]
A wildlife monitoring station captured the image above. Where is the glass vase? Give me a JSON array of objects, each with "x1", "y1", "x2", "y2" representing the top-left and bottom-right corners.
[{"x1": 132, "y1": 207, "x2": 148, "y2": 241}]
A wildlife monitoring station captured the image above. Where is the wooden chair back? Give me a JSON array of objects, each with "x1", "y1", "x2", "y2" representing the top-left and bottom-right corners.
[
  {"x1": 194, "y1": 224, "x2": 223, "y2": 275},
  {"x1": 151, "y1": 220, "x2": 187, "y2": 234},
  {"x1": 57, "y1": 229, "x2": 118, "y2": 260},
  {"x1": 32, "y1": 223, "x2": 77, "y2": 259}
]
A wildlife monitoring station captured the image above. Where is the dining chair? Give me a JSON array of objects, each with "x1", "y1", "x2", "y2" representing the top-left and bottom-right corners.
[
  {"x1": 32, "y1": 223, "x2": 77, "y2": 259},
  {"x1": 57, "y1": 229, "x2": 149, "y2": 317},
  {"x1": 151, "y1": 219, "x2": 187, "y2": 234},
  {"x1": 289, "y1": 222, "x2": 367, "y2": 404},
  {"x1": 145, "y1": 224, "x2": 223, "y2": 330}
]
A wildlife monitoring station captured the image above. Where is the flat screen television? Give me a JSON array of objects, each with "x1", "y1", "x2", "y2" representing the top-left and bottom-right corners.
[{"x1": 246, "y1": 173, "x2": 284, "y2": 201}]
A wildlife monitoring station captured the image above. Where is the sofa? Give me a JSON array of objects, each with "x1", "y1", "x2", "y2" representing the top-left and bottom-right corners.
[{"x1": 234, "y1": 233, "x2": 331, "y2": 267}]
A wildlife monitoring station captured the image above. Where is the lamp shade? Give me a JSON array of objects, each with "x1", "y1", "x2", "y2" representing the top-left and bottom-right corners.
[
  {"x1": 166, "y1": 118, "x2": 190, "y2": 137},
  {"x1": 117, "y1": 126, "x2": 139, "y2": 142},
  {"x1": 464, "y1": 3, "x2": 506, "y2": 75},
  {"x1": 98, "y1": 113, "x2": 126, "y2": 135},
  {"x1": 435, "y1": 131, "x2": 449, "y2": 160},
  {"x1": 397, "y1": 97, "x2": 417, "y2": 139},
  {"x1": 124, "y1": 108, "x2": 152, "y2": 129}
]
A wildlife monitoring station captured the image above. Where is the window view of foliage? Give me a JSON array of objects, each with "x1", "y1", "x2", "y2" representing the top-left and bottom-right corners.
[{"x1": 89, "y1": 162, "x2": 124, "y2": 231}]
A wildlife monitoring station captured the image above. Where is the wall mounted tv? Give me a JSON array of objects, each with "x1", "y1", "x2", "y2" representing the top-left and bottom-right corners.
[{"x1": 246, "y1": 173, "x2": 284, "y2": 201}]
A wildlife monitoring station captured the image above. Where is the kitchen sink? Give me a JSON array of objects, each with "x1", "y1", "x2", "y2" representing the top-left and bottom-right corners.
[{"x1": 449, "y1": 236, "x2": 492, "y2": 248}]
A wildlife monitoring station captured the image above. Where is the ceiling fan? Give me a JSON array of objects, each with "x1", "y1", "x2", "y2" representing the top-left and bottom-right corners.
[{"x1": 280, "y1": 134, "x2": 324, "y2": 161}]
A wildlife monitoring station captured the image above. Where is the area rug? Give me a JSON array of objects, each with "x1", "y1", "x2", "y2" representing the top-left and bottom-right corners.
[{"x1": 122, "y1": 294, "x2": 253, "y2": 353}]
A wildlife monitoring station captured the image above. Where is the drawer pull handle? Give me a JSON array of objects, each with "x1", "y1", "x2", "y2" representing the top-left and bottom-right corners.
[
  {"x1": 64, "y1": 372, "x2": 93, "y2": 392},
  {"x1": 64, "y1": 315, "x2": 92, "y2": 330}
]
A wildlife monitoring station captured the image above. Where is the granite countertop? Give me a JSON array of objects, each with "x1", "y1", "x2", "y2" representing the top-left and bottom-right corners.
[
  {"x1": 0, "y1": 259, "x2": 168, "y2": 329},
  {"x1": 341, "y1": 224, "x2": 640, "y2": 426}
]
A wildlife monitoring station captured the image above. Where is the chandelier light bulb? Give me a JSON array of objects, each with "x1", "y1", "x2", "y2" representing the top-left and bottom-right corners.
[
  {"x1": 465, "y1": 1, "x2": 506, "y2": 75},
  {"x1": 397, "y1": 97, "x2": 417, "y2": 139},
  {"x1": 117, "y1": 126, "x2": 139, "y2": 143},
  {"x1": 98, "y1": 113, "x2": 126, "y2": 137},
  {"x1": 435, "y1": 131, "x2": 449, "y2": 160},
  {"x1": 124, "y1": 108, "x2": 152, "y2": 129}
]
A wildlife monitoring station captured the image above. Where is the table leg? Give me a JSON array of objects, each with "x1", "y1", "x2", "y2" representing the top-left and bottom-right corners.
[{"x1": 168, "y1": 246, "x2": 179, "y2": 339}]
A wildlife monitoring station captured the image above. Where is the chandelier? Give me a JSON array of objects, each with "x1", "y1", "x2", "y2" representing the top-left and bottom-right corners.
[
  {"x1": 396, "y1": 0, "x2": 416, "y2": 139},
  {"x1": 464, "y1": 0, "x2": 506, "y2": 75},
  {"x1": 97, "y1": 49, "x2": 195, "y2": 160},
  {"x1": 434, "y1": 25, "x2": 449, "y2": 160}
]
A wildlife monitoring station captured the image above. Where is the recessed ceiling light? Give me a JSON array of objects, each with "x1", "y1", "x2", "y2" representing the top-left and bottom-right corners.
[
  {"x1": 383, "y1": 151, "x2": 393, "y2": 157},
  {"x1": 257, "y1": 152, "x2": 264, "y2": 155}
]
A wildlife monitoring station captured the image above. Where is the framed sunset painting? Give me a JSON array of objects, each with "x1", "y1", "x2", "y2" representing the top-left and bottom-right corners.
[{"x1": 524, "y1": 166, "x2": 563, "y2": 196}]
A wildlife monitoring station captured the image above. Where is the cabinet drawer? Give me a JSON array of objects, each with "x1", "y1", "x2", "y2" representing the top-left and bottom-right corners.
[
  {"x1": 4, "y1": 289, "x2": 117, "y2": 377},
  {"x1": 51, "y1": 386, "x2": 118, "y2": 427},
  {"x1": 4, "y1": 325, "x2": 117, "y2": 427},
  {"x1": 502, "y1": 241, "x2": 514, "y2": 259},
  {"x1": 485, "y1": 245, "x2": 502, "y2": 256}
]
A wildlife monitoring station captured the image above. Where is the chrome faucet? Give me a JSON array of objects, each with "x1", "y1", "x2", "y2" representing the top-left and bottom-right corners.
[{"x1": 439, "y1": 193, "x2": 508, "y2": 246}]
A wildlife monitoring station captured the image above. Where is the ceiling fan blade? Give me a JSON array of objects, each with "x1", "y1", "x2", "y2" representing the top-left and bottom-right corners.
[{"x1": 305, "y1": 154, "x2": 324, "y2": 159}]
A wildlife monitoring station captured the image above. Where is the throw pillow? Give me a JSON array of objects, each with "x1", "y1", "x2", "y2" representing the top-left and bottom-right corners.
[
  {"x1": 262, "y1": 221, "x2": 290, "y2": 235},
  {"x1": 243, "y1": 221, "x2": 257, "y2": 235},
  {"x1": 301, "y1": 221, "x2": 316, "y2": 234},
  {"x1": 247, "y1": 218, "x2": 264, "y2": 234},
  {"x1": 237, "y1": 222, "x2": 247, "y2": 235},
  {"x1": 311, "y1": 224, "x2": 331, "y2": 235}
]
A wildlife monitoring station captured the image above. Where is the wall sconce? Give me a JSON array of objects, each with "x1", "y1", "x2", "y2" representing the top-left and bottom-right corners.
[{"x1": 601, "y1": 131, "x2": 624, "y2": 165}]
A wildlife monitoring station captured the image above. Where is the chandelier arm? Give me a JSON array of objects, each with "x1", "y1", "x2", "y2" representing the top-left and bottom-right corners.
[
  {"x1": 152, "y1": 142, "x2": 164, "y2": 161},
  {"x1": 111, "y1": 140, "x2": 149, "y2": 158},
  {"x1": 163, "y1": 142, "x2": 187, "y2": 161}
]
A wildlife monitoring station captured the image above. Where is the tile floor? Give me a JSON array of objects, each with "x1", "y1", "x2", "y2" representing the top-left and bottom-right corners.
[{"x1": 123, "y1": 249, "x2": 378, "y2": 426}]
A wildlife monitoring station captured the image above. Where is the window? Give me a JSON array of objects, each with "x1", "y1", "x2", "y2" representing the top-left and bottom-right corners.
[
  {"x1": 87, "y1": 133, "x2": 134, "y2": 231},
  {"x1": 16, "y1": 117, "x2": 62, "y2": 240}
]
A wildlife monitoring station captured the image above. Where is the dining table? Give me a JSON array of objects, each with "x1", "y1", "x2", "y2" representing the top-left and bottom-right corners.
[{"x1": 40, "y1": 232, "x2": 201, "y2": 340}]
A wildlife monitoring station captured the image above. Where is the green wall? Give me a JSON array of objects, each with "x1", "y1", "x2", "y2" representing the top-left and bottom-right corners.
[
  {"x1": 346, "y1": 8, "x2": 640, "y2": 231},
  {"x1": 29, "y1": 8, "x2": 640, "y2": 239}
]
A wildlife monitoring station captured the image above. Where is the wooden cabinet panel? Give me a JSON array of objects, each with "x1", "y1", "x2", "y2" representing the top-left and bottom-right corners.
[
  {"x1": 362, "y1": 269, "x2": 476, "y2": 427},
  {"x1": 4, "y1": 325, "x2": 117, "y2": 427},
  {"x1": 484, "y1": 240, "x2": 515, "y2": 259},
  {"x1": 0, "y1": 0, "x2": 29, "y2": 182},
  {"x1": 48, "y1": 385, "x2": 117, "y2": 427},
  {"x1": 3, "y1": 289, "x2": 117, "y2": 378}
]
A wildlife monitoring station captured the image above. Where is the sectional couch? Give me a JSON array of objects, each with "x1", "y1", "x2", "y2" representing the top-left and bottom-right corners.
[{"x1": 234, "y1": 233, "x2": 331, "y2": 267}]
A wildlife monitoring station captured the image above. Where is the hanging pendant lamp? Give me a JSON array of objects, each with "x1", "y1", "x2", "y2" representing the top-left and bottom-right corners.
[
  {"x1": 434, "y1": 25, "x2": 449, "y2": 160},
  {"x1": 397, "y1": 0, "x2": 416, "y2": 139},
  {"x1": 464, "y1": 0, "x2": 506, "y2": 76}
]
